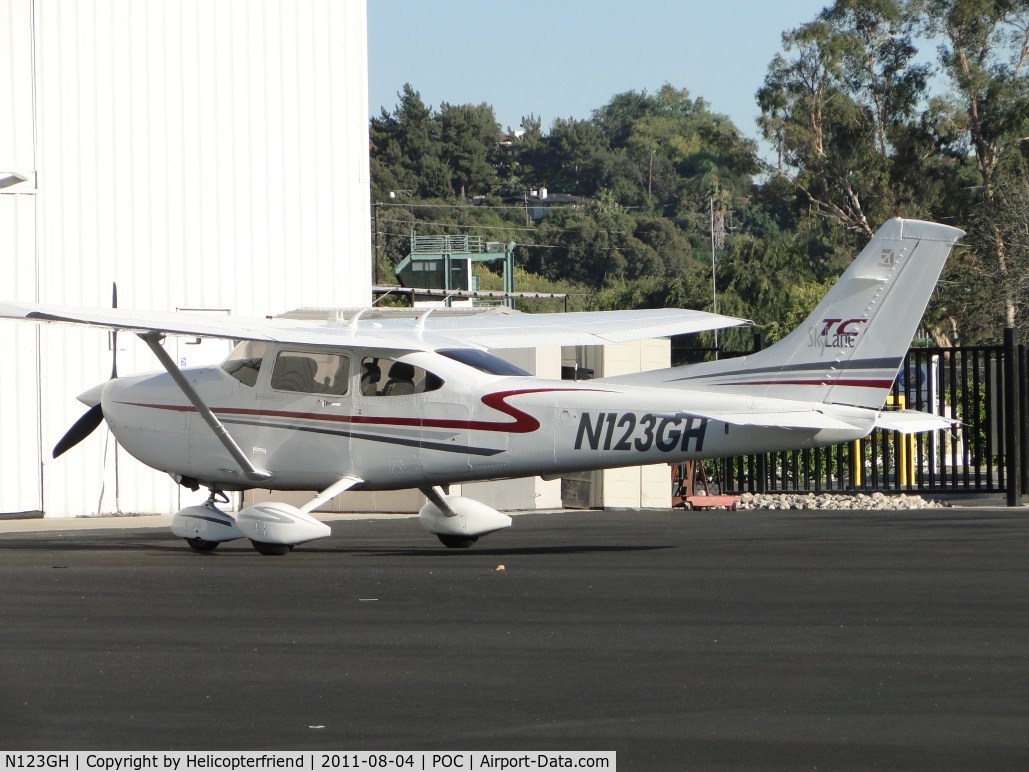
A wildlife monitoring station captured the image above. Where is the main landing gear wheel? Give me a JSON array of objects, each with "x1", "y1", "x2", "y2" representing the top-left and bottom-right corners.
[
  {"x1": 186, "y1": 537, "x2": 220, "y2": 553},
  {"x1": 250, "y1": 540, "x2": 294, "y2": 556},
  {"x1": 437, "y1": 534, "x2": 478, "y2": 549}
]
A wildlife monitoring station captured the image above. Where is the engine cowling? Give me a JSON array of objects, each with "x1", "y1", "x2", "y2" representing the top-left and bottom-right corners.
[
  {"x1": 419, "y1": 495, "x2": 512, "y2": 538},
  {"x1": 171, "y1": 504, "x2": 244, "y2": 543},
  {"x1": 235, "y1": 502, "x2": 332, "y2": 545}
]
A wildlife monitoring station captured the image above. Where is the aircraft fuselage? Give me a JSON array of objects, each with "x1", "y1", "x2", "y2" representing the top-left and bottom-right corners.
[{"x1": 98, "y1": 344, "x2": 872, "y2": 493}]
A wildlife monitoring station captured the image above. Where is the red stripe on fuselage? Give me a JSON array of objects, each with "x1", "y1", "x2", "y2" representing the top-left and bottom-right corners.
[{"x1": 118, "y1": 387, "x2": 597, "y2": 435}]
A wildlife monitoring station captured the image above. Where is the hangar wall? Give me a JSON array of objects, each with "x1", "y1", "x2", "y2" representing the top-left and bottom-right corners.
[{"x1": 0, "y1": 0, "x2": 372, "y2": 515}]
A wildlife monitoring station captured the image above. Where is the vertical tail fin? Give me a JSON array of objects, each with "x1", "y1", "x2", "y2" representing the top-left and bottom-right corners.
[{"x1": 614, "y1": 218, "x2": 964, "y2": 409}]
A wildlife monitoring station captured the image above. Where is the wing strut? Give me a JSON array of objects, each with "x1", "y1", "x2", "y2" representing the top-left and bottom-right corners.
[
  {"x1": 420, "y1": 485, "x2": 456, "y2": 516},
  {"x1": 139, "y1": 332, "x2": 272, "y2": 483},
  {"x1": 299, "y1": 474, "x2": 364, "y2": 514}
]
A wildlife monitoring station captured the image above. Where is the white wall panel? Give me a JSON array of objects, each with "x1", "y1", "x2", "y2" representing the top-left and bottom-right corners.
[
  {"x1": 1, "y1": 0, "x2": 371, "y2": 515},
  {"x1": 0, "y1": 196, "x2": 42, "y2": 513},
  {"x1": 0, "y1": 0, "x2": 41, "y2": 513},
  {"x1": 0, "y1": 0, "x2": 34, "y2": 164}
]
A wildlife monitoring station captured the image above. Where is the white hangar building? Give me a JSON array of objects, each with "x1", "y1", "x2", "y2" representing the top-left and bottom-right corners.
[{"x1": 0, "y1": 0, "x2": 372, "y2": 516}]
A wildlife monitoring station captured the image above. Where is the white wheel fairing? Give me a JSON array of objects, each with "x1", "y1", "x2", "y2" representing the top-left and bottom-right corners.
[
  {"x1": 419, "y1": 495, "x2": 512, "y2": 538},
  {"x1": 171, "y1": 505, "x2": 244, "y2": 543},
  {"x1": 235, "y1": 502, "x2": 331, "y2": 545}
]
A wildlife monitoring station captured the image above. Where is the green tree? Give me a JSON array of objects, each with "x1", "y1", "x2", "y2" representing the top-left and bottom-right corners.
[
  {"x1": 370, "y1": 84, "x2": 443, "y2": 200},
  {"x1": 633, "y1": 217, "x2": 695, "y2": 276},
  {"x1": 989, "y1": 151, "x2": 1029, "y2": 331},
  {"x1": 921, "y1": 0, "x2": 1029, "y2": 327},
  {"x1": 825, "y1": 0, "x2": 928, "y2": 155},
  {"x1": 438, "y1": 102, "x2": 501, "y2": 198},
  {"x1": 533, "y1": 118, "x2": 614, "y2": 195},
  {"x1": 758, "y1": 2, "x2": 935, "y2": 237},
  {"x1": 593, "y1": 85, "x2": 759, "y2": 219}
]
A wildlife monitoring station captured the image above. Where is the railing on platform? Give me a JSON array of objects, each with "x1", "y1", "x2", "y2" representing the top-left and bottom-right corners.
[{"x1": 410, "y1": 234, "x2": 489, "y2": 254}]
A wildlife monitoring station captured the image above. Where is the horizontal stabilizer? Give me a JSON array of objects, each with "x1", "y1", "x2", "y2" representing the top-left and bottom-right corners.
[
  {"x1": 875, "y1": 410, "x2": 957, "y2": 434},
  {"x1": 687, "y1": 409, "x2": 861, "y2": 431}
]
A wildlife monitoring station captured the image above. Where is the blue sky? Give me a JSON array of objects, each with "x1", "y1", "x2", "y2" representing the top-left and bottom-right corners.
[{"x1": 368, "y1": 0, "x2": 831, "y2": 146}]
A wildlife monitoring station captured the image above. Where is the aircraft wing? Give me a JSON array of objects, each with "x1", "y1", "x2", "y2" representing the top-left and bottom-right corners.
[
  {"x1": 0, "y1": 302, "x2": 750, "y2": 350},
  {"x1": 0, "y1": 301, "x2": 336, "y2": 341},
  {"x1": 376, "y1": 308, "x2": 751, "y2": 348},
  {"x1": 0, "y1": 301, "x2": 439, "y2": 349}
]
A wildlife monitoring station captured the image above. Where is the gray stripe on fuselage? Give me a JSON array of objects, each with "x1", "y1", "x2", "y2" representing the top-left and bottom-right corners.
[
  {"x1": 668, "y1": 357, "x2": 904, "y2": 383},
  {"x1": 220, "y1": 417, "x2": 504, "y2": 457}
]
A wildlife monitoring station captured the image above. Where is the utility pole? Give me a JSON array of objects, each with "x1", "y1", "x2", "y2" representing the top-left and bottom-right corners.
[
  {"x1": 372, "y1": 203, "x2": 380, "y2": 287},
  {"x1": 711, "y1": 198, "x2": 718, "y2": 358}
]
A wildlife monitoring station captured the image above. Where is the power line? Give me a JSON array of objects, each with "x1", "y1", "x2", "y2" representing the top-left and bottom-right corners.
[
  {"x1": 377, "y1": 230, "x2": 623, "y2": 252},
  {"x1": 377, "y1": 218, "x2": 540, "y2": 234},
  {"x1": 377, "y1": 217, "x2": 628, "y2": 236},
  {"x1": 375, "y1": 201, "x2": 531, "y2": 211}
]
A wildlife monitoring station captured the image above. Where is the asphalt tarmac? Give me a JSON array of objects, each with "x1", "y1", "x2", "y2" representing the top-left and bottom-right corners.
[{"x1": 1, "y1": 507, "x2": 1027, "y2": 770}]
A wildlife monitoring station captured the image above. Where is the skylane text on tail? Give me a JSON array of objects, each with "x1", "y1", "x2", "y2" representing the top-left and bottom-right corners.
[{"x1": 0, "y1": 217, "x2": 964, "y2": 554}]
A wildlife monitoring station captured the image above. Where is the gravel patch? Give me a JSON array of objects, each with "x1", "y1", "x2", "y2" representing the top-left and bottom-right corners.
[{"x1": 736, "y1": 491, "x2": 946, "y2": 510}]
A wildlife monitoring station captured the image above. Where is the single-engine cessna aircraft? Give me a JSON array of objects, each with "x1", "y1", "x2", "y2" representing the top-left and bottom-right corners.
[{"x1": 0, "y1": 218, "x2": 963, "y2": 554}]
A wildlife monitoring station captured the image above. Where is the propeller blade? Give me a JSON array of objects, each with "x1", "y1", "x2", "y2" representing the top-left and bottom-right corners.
[
  {"x1": 56, "y1": 284, "x2": 117, "y2": 459},
  {"x1": 110, "y1": 282, "x2": 119, "y2": 379},
  {"x1": 53, "y1": 403, "x2": 104, "y2": 459}
]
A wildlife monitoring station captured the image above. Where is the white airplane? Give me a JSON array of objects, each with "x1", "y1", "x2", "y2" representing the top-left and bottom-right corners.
[{"x1": 0, "y1": 218, "x2": 963, "y2": 554}]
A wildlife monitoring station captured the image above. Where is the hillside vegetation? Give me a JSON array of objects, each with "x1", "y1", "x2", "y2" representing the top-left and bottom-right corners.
[{"x1": 371, "y1": 0, "x2": 1028, "y2": 347}]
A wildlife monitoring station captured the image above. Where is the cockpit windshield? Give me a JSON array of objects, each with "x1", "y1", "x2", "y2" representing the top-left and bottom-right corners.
[
  {"x1": 438, "y1": 348, "x2": 531, "y2": 376},
  {"x1": 222, "y1": 340, "x2": 268, "y2": 387}
]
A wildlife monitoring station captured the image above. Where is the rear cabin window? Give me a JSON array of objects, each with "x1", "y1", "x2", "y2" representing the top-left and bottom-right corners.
[
  {"x1": 270, "y1": 350, "x2": 351, "y2": 395},
  {"x1": 222, "y1": 341, "x2": 268, "y2": 387},
  {"x1": 360, "y1": 357, "x2": 443, "y2": 397},
  {"x1": 438, "y1": 348, "x2": 531, "y2": 376}
]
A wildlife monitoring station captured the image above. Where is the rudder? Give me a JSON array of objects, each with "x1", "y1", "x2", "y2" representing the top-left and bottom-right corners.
[{"x1": 607, "y1": 218, "x2": 964, "y2": 409}]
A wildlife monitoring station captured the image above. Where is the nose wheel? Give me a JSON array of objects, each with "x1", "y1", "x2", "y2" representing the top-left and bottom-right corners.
[
  {"x1": 437, "y1": 534, "x2": 478, "y2": 548},
  {"x1": 186, "y1": 537, "x2": 220, "y2": 553},
  {"x1": 172, "y1": 491, "x2": 241, "y2": 553},
  {"x1": 174, "y1": 481, "x2": 347, "y2": 556}
]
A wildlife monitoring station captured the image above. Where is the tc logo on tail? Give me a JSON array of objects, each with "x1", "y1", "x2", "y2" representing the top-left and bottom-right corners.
[{"x1": 814, "y1": 318, "x2": 867, "y2": 349}]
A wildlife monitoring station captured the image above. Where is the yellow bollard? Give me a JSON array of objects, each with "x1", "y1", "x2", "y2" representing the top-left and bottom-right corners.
[{"x1": 885, "y1": 395, "x2": 915, "y2": 486}]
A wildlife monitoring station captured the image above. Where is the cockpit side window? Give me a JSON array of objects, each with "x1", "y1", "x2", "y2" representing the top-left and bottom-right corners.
[
  {"x1": 222, "y1": 341, "x2": 267, "y2": 387},
  {"x1": 360, "y1": 356, "x2": 443, "y2": 397},
  {"x1": 272, "y1": 350, "x2": 350, "y2": 395}
]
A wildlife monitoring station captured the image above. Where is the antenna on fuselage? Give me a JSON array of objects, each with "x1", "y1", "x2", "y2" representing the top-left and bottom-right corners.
[
  {"x1": 414, "y1": 308, "x2": 434, "y2": 332},
  {"x1": 346, "y1": 308, "x2": 366, "y2": 331}
]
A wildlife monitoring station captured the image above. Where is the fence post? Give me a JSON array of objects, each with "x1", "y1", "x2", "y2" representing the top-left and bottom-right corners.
[
  {"x1": 1004, "y1": 328, "x2": 1022, "y2": 506},
  {"x1": 751, "y1": 329, "x2": 768, "y2": 493},
  {"x1": 1021, "y1": 342, "x2": 1028, "y2": 496}
]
